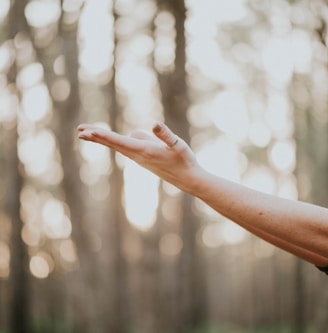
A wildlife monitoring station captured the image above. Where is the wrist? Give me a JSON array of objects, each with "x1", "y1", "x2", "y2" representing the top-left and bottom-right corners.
[{"x1": 177, "y1": 164, "x2": 210, "y2": 197}]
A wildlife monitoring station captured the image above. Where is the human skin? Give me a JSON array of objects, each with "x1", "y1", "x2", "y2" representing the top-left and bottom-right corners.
[{"x1": 77, "y1": 122, "x2": 328, "y2": 267}]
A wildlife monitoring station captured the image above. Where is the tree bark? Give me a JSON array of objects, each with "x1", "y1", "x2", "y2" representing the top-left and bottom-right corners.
[
  {"x1": 156, "y1": 1, "x2": 207, "y2": 331},
  {"x1": 5, "y1": 124, "x2": 30, "y2": 333},
  {"x1": 99, "y1": 3, "x2": 129, "y2": 331},
  {"x1": 6, "y1": 1, "x2": 30, "y2": 331}
]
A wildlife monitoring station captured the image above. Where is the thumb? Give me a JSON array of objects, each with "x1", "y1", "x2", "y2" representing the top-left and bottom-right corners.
[{"x1": 152, "y1": 122, "x2": 178, "y2": 147}]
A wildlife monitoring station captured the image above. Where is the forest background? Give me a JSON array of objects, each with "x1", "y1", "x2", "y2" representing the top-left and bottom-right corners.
[{"x1": 0, "y1": 0, "x2": 328, "y2": 332}]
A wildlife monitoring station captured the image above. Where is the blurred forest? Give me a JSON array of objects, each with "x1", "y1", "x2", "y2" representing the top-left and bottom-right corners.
[{"x1": 0, "y1": 0, "x2": 328, "y2": 332}]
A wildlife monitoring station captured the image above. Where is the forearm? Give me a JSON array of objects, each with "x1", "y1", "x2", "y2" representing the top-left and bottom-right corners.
[
  {"x1": 238, "y1": 220, "x2": 328, "y2": 266},
  {"x1": 182, "y1": 167, "x2": 328, "y2": 265}
]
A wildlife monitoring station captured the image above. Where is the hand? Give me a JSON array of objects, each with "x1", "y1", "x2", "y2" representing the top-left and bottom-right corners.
[{"x1": 77, "y1": 122, "x2": 201, "y2": 191}]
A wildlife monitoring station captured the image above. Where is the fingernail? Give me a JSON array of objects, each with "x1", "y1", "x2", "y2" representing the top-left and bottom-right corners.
[{"x1": 153, "y1": 122, "x2": 162, "y2": 133}]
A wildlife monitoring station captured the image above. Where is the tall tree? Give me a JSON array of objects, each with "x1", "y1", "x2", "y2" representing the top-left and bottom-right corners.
[
  {"x1": 5, "y1": 121, "x2": 29, "y2": 333},
  {"x1": 99, "y1": 2, "x2": 129, "y2": 332},
  {"x1": 293, "y1": 10, "x2": 328, "y2": 332},
  {"x1": 57, "y1": 9, "x2": 100, "y2": 332},
  {"x1": 6, "y1": 1, "x2": 30, "y2": 331},
  {"x1": 156, "y1": 0, "x2": 207, "y2": 331},
  {"x1": 18, "y1": 0, "x2": 103, "y2": 329}
]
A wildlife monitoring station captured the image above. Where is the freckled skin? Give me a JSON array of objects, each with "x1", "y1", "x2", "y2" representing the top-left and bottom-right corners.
[{"x1": 78, "y1": 122, "x2": 328, "y2": 267}]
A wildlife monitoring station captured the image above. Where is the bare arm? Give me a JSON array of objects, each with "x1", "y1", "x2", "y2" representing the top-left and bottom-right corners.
[
  {"x1": 188, "y1": 169, "x2": 328, "y2": 266},
  {"x1": 77, "y1": 122, "x2": 328, "y2": 267}
]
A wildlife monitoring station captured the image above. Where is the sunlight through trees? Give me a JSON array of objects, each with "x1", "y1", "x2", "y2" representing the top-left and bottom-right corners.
[{"x1": 0, "y1": 0, "x2": 328, "y2": 332}]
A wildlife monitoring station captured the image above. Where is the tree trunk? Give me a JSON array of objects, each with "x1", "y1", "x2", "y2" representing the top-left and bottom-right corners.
[
  {"x1": 56, "y1": 10, "x2": 103, "y2": 333},
  {"x1": 156, "y1": 0, "x2": 207, "y2": 331},
  {"x1": 138, "y1": 205, "x2": 162, "y2": 333},
  {"x1": 293, "y1": 89, "x2": 326, "y2": 333},
  {"x1": 20, "y1": 0, "x2": 102, "y2": 328},
  {"x1": 6, "y1": 1, "x2": 30, "y2": 331},
  {"x1": 99, "y1": 3, "x2": 129, "y2": 331},
  {"x1": 5, "y1": 124, "x2": 30, "y2": 333}
]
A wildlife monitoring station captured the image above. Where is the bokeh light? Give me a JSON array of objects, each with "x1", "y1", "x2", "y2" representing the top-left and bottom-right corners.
[
  {"x1": 186, "y1": 0, "x2": 248, "y2": 24},
  {"x1": 22, "y1": 224, "x2": 41, "y2": 247},
  {"x1": 154, "y1": 11, "x2": 176, "y2": 72},
  {"x1": 41, "y1": 198, "x2": 72, "y2": 239},
  {"x1": 25, "y1": 0, "x2": 61, "y2": 28},
  {"x1": 0, "y1": 89, "x2": 17, "y2": 123},
  {"x1": 51, "y1": 78, "x2": 71, "y2": 102},
  {"x1": 59, "y1": 239, "x2": 78, "y2": 264},
  {"x1": 202, "y1": 219, "x2": 246, "y2": 247},
  {"x1": 0, "y1": 241, "x2": 10, "y2": 278},
  {"x1": 159, "y1": 233, "x2": 183, "y2": 258},
  {"x1": 0, "y1": 0, "x2": 10, "y2": 22},
  {"x1": 17, "y1": 62, "x2": 44, "y2": 90},
  {"x1": 202, "y1": 223, "x2": 222, "y2": 248},
  {"x1": 243, "y1": 166, "x2": 276, "y2": 194},
  {"x1": 248, "y1": 120, "x2": 272, "y2": 148},
  {"x1": 124, "y1": 159, "x2": 159, "y2": 231},
  {"x1": 79, "y1": 0, "x2": 113, "y2": 77},
  {"x1": 0, "y1": 42, "x2": 15, "y2": 73},
  {"x1": 221, "y1": 220, "x2": 246, "y2": 245},
  {"x1": 196, "y1": 137, "x2": 242, "y2": 182},
  {"x1": 210, "y1": 91, "x2": 249, "y2": 142},
  {"x1": 80, "y1": 140, "x2": 110, "y2": 163},
  {"x1": 18, "y1": 129, "x2": 56, "y2": 177},
  {"x1": 21, "y1": 84, "x2": 51, "y2": 122},
  {"x1": 30, "y1": 253, "x2": 53, "y2": 279},
  {"x1": 269, "y1": 140, "x2": 296, "y2": 172},
  {"x1": 262, "y1": 37, "x2": 294, "y2": 84}
]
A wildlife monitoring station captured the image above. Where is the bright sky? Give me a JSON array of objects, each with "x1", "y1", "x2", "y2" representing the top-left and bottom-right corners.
[{"x1": 0, "y1": 0, "x2": 322, "y2": 277}]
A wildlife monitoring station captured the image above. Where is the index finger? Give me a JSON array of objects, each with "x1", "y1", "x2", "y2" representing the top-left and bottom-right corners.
[{"x1": 78, "y1": 125, "x2": 147, "y2": 156}]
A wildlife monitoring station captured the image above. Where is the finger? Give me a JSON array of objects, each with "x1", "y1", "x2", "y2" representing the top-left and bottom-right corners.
[
  {"x1": 77, "y1": 124, "x2": 93, "y2": 131},
  {"x1": 79, "y1": 127, "x2": 146, "y2": 153},
  {"x1": 129, "y1": 129, "x2": 156, "y2": 142},
  {"x1": 77, "y1": 124, "x2": 107, "y2": 132},
  {"x1": 152, "y1": 122, "x2": 178, "y2": 148}
]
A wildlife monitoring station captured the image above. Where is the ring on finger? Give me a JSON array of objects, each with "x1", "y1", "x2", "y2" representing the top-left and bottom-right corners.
[{"x1": 167, "y1": 136, "x2": 179, "y2": 148}]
